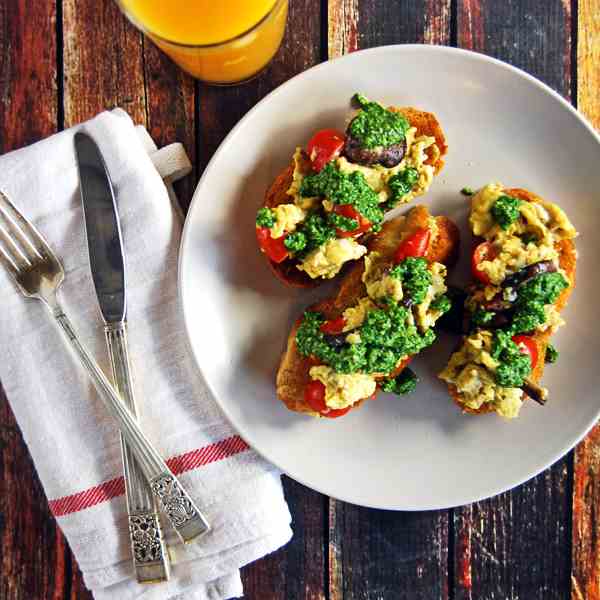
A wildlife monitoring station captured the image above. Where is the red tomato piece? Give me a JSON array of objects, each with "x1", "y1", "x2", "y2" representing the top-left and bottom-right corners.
[
  {"x1": 512, "y1": 335, "x2": 539, "y2": 370},
  {"x1": 394, "y1": 228, "x2": 431, "y2": 263},
  {"x1": 304, "y1": 380, "x2": 327, "y2": 413},
  {"x1": 320, "y1": 317, "x2": 347, "y2": 334},
  {"x1": 256, "y1": 226, "x2": 289, "y2": 264},
  {"x1": 333, "y1": 204, "x2": 372, "y2": 238},
  {"x1": 307, "y1": 128, "x2": 346, "y2": 172},
  {"x1": 322, "y1": 406, "x2": 352, "y2": 418},
  {"x1": 471, "y1": 241, "x2": 497, "y2": 285}
]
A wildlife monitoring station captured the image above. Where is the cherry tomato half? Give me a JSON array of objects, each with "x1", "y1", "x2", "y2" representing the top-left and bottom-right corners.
[
  {"x1": 394, "y1": 228, "x2": 431, "y2": 263},
  {"x1": 304, "y1": 380, "x2": 328, "y2": 413},
  {"x1": 322, "y1": 406, "x2": 352, "y2": 418},
  {"x1": 307, "y1": 128, "x2": 346, "y2": 172},
  {"x1": 256, "y1": 226, "x2": 289, "y2": 264},
  {"x1": 333, "y1": 204, "x2": 372, "y2": 238},
  {"x1": 471, "y1": 241, "x2": 497, "y2": 285},
  {"x1": 512, "y1": 335, "x2": 539, "y2": 370},
  {"x1": 320, "y1": 317, "x2": 347, "y2": 334}
]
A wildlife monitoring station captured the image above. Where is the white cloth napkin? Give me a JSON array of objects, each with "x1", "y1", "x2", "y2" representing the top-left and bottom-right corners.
[{"x1": 0, "y1": 109, "x2": 292, "y2": 599}]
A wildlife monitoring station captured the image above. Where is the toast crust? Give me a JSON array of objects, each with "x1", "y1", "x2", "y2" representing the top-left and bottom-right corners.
[
  {"x1": 449, "y1": 187, "x2": 577, "y2": 414},
  {"x1": 262, "y1": 107, "x2": 448, "y2": 287},
  {"x1": 276, "y1": 206, "x2": 460, "y2": 416}
]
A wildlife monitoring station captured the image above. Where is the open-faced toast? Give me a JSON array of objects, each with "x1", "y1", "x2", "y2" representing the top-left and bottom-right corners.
[
  {"x1": 257, "y1": 99, "x2": 448, "y2": 288},
  {"x1": 277, "y1": 205, "x2": 460, "y2": 416},
  {"x1": 440, "y1": 185, "x2": 577, "y2": 418}
]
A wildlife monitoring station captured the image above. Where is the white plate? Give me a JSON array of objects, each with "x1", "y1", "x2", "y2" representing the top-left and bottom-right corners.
[{"x1": 179, "y1": 45, "x2": 600, "y2": 510}]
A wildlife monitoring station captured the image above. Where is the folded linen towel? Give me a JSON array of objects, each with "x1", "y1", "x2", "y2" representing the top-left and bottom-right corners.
[{"x1": 0, "y1": 109, "x2": 292, "y2": 598}]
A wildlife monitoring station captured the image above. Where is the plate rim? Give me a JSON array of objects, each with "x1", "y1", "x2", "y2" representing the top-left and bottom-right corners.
[{"x1": 179, "y1": 44, "x2": 600, "y2": 510}]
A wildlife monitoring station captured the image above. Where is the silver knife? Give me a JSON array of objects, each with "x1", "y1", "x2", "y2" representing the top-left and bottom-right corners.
[{"x1": 75, "y1": 133, "x2": 210, "y2": 557}]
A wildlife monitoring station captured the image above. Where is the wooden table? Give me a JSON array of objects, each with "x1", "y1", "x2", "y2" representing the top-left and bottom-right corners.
[{"x1": 1, "y1": 1, "x2": 599, "y2": 598}]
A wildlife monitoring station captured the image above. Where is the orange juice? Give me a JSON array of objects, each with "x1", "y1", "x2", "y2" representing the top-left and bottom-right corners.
[{"x1": 118, "y1": 0, "x2": 288, "y2": 83}]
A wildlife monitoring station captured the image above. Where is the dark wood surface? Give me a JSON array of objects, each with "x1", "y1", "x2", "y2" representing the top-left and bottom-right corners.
[{"x1": 1, "y1": 1, "x2": 598, "y2": 599}]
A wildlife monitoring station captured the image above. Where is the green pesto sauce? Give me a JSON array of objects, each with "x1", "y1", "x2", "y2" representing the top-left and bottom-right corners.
[
  {"x1": 545, "y1": 343, "x2": 559, "y2": 364},
  {"x1": 491, "y1": 330, "x2": 532, "y2": 387},
  {"x1": 300, "y1": 162, "x2": 384, "y2": 227},
  {"x1": 389, "y1": 257, "x2": 432, "y2": 304},
  {"x1": 380, "y1": 368, "x2": 418, "y2": 395},
  {"x1": 491, "y1": 195, "x2": 522, "y2": 230},
  {"x1": 472, "y1": 308, "x2": 494, "y2": 327},
  {"x1": 386, "y1": 168, "x2": 419, "y2": 209},
  {"x1": 327, "y1": 212, "x2": 358, "y2": 232},
  {"x1": 430, "y1": 294, "x2": 452, "y2": 314},
  {"x1": 296, "y1": 302, "x2": 436, "y2": 375},
  {"x1": 256, "y1": 207, "x2": 275, "y2": 228},
  {"x1": 509, "y1": 272, "x2": 568, "y2": 334},
  {"x1": 349, "y1": 93, "x2": 410, "y2": 149}
]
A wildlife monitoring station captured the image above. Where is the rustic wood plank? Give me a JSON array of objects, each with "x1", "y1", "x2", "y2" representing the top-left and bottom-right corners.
[
  {"x1": 455, "y1": 2, "x2": 574, "y2": 599},
  {"x1": 62, "y1": 0, "x2": 146, "y2": 126},
  {"x1": 141, "y1": 39, "x2": 197, "y2": 209},
  {"x1": 328, "y1": 0, "x2": 451, "y2": 58},
  {"x1": 572, "y1": 7, "x2": 600, "y2": 596},
  {"x1": 223, "y1": 2, "x2": 326, "y2": 595},
  {"x1": 0, "y1": 3, "x2": 74, "y2": 599},
  {"x1": 329, "y1": 503, "x2": 450, "y2": 600},
  {"x1": 243, "y1": 479, "x2": 327, "y2": 600},
  {"x1": 326, "y1": 2, "x2": 452, "y2": 599}
]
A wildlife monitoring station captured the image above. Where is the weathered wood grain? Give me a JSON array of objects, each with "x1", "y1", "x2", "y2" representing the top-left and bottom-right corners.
[
  {"x1": 0, "y1": 4, "x2": 73, "y2": 599},
  {"x1": 329, "y1": 503, "x2": 449, "y2": 600},
  {"x1": 326, "y1": 3, "x2": 453, "y2": 599},
  {"x1": 572, "y1": 7, "x2": 600, "y2": 596},
  {"x1": 62, "y1": 0, "x2": 145, "y2": 126},
  {"x1": 205, "y1": 1, "x2": 326, "y2": 594},
  {"x1": 141, "y1": 40, "x2": 197, "y2": 209},
  {"x1": 328, "y1": 0, "x2": 451, "y2": 59},
  {"x1": 242, "y1": 479, "x2": 327, "y2": 600},
  {"x1": 455, "y1": 1, "x2": 574, "y2": 599},
  {"x1": 0, "y1": 0, "x2": 57, "y2": 148}
]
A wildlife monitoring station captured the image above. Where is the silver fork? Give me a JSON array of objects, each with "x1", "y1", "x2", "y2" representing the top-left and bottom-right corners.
[{"x1": 0, "y1": 190, "x2": 210, "y2": 544}]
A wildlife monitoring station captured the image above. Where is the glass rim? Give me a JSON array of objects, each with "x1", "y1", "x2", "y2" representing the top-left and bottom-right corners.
[{"x1": 115, "y1": 0, "x2": 287, "y2": 49}]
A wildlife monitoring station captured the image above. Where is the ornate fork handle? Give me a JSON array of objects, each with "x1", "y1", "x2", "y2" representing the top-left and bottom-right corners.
[{"x1": 52, "y1": 304, "x2": 210, "y2": 543}]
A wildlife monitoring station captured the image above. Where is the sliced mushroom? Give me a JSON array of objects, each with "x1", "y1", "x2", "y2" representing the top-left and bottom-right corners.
[
  {"x1": 343, "y1": 131, "x2": 406, "y2": 168},
  {"x1": 502, "y1": 260, "x2": 556, "y2": 289},
  {"x1": 522, "y1": 378, "x2": 548, "y2": 405}
]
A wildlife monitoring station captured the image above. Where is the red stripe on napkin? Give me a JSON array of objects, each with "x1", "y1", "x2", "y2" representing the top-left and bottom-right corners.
[{"x1": 48, "y1": 435, "x2": 250, "y2": 517}]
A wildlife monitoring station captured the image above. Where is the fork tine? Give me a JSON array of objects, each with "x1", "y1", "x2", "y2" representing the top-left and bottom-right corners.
[
  {"x1": 0, "y1": 223, "x2": 31, "y2": 269},
  {"x1": 0, "y1": 191, "x2": 57, "y2": 265},
  {"x1": 0, "y1": 241, "x2": 21, "y2": 281}
]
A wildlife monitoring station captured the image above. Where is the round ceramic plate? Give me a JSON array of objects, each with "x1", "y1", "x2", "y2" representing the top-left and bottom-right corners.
[{"x1": 179, "y1": 45, "x2": 600, "y2": 509}]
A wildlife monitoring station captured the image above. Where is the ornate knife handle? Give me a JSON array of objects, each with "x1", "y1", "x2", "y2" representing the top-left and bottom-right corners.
[
  {"x1": 105, "y1": 322, "x2": 170, "y2": 582},
  {"x1": 53, "y1": 306, "x2": 210, "y2": 543}
]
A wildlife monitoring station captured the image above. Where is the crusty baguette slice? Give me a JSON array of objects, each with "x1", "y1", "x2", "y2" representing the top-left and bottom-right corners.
[
  {"x1": 262, "y1": 106, "x2": 448, "y2": 288},
  {"x1": 276, "y1": 205, "x2": 460, "y2": 416},
  {"x1": 448, "y1": 187, "x2": 577, "y2": 414}
]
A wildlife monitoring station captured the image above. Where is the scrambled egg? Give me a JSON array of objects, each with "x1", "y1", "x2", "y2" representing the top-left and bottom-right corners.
[
  {"x1": 287, "y1": 148, "x2": 319, "y2": 210},
  {"x1": 309, "y1": 365, "x2": 376, "y2": 410},
  {"x1": 287, "y1": 126, "x2": 438, "y2": 210},
  {"x1": 538, "y1": 305, "x2": 565, "y2": 333},
  {"x1": 336, "y1": 129, "x2": 437, "y2": 205},
  {"x1": 342, "y1": 297, "x2": 376, "y2": 330},
  {"x1": 362, "y1": 252, "x2": 404, "y2": 303},
  {"x1": 298, "y1": 237, "x2": 367, "y2": 279},
  {"x1": 471, "y1": 183, "x2": 578, "y2": 285},
  {"x1": 439, "y1": 330, "x2": 525, "y2": 419},
  {"x1": 414, "y1": 262, "x2": 448, "y2": 331},
  {"x1": 269, "y1": 203, "x2": 306, "y2": 239}
]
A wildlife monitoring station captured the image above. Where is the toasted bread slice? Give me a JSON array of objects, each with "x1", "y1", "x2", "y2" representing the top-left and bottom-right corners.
[
  {"x1": 277, "y1": 205, "x2": 460, "y2": 416},
  {"x1": 448, "y1": 187, "x2": 577, "y2": 414},
  {"x1": 263, "y1": 107, "x2": 448, "y2": 288}
]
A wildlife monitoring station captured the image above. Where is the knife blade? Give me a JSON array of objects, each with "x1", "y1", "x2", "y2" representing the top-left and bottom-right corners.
[
  {"x1": 74, "y1": 132, "x2": 126, "y2": 324},
  {"x1": 74, "y1": 131, "x2": 211, "y2": 548}
]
